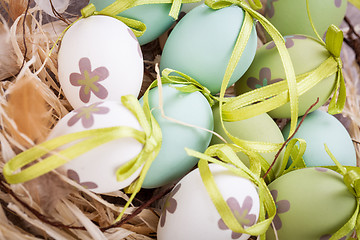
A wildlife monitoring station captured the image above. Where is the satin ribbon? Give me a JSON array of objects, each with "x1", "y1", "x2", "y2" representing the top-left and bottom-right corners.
[
  {"x1": 186, "y1": 144, "x2": 276, "y2": 239},
  {"x1": 3, "y1": 94, "x2": 163, "y2": 222}
]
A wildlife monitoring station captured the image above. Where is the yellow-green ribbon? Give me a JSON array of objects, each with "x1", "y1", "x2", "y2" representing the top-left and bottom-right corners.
[
  {"x1": 321, "y1": 145, "x2": 360, "y2": 240},
  {"x1": 305, "y1": 0, "x2": 346, "y2": 115},
  {"x1": 348, "y1": 0, "x2": 360, "y2": 10},
  {"x1": 186, "y1": 144, "x2": 276, "y2": 239},
  {"x1": 3, "y1": 94, "x2": 162, "y2": 222}
]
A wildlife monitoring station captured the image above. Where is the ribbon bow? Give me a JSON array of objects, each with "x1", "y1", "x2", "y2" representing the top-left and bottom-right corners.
[
  {"x1": 3, "y1": 94, "x2": 162, "y2": 222},
  {"x1": 186, "y1": 144, "x2": 277, "y2": 239}
]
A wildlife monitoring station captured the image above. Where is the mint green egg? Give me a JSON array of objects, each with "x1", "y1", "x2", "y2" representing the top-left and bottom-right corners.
[
  {"x1": 267, "y1": 168, "x2": 357, "y2": 240},
  {"x1": 282, "y1": 110, "x2": 357, "y2": 167},
  {"x1": 235, "y1": 35, "x2": 336, "y2": 118},
  {"x1": 160, "y1": 4, "x2": 257, "y2": 94},
  {"x1": 210, "y1": 104, "x2": 285, "y2": 176},
  {"x1": 89, "y1": 0, "x2": 176, "y2": 45},
  {"x1": 264, "y1": 0, "x2": 346, "y2": 39},
  {"x1": 141, "y1": 84, "x2": 213, "y2": 188}
]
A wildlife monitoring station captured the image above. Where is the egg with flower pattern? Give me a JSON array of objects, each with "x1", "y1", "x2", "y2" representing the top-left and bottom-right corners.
[
  {"x1": 157, "y1": 164, "x2": 260, "y2": 240},
  {"x1": 266, "y1": 167, "x2": 357, "y2": 240},
  {"x1": 58, "y1": 15, "x2": 143, "y2": 109},
  {"x1": 264, "y1": 0, "x2": 346, "y2": 39},
  {"x1": 235, "y1": 34, "x2": 336, "y2": 118},
  {"x1": 47, "y1": 101, "x2": 143, "y2": 193}
]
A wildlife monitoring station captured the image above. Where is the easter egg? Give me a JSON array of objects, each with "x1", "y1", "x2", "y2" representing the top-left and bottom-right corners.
[
  {"x1": 282, "y1": 110, "x2": 357, "y2": 167},
  {"x1": 157, "y1": 164, "x2": 260, "y2": 240},
  {"x1": 141, "y1": 84, "x2": 213, "y2": 188},
  {"x1": 210, "y1": 104, "x2": 285, "y2": 176},
  {"x1": 266, "y1": 167, "x2": 357, "y2": 240},
  {"x1": 264, "y1": 0, "x2": 346, "y2": 39},
  {"x1": 235, "y1": 34, "x2": 336, "y2": 118},
  {"x1": 160, "y1": 4, "x2": 257, "y2": 94},
  {"x1": 47, "y1": 101, "x2": 143, "y2": 193},
  {"x1": 58, "y1": 15, "x2": 143, "y2": 109},
  {"x1": 89, "y1": 0, "x2": 176, "y2": 45}
]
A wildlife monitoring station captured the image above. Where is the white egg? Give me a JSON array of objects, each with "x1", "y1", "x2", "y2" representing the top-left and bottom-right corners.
[
  {"x1": 58, "y1": 15, "x2": 143, "y2": 109},
  {"x1": 47, "y1": 101, "x2": 143, "y2": 193},
  {"x1": 157, "y1": 164, "x2": 260, "y2": 240}
]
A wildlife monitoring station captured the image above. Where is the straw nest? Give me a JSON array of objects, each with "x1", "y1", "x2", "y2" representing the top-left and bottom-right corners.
[{"x1": 0, "y1": 0, "x2": 359, "y2": 239}]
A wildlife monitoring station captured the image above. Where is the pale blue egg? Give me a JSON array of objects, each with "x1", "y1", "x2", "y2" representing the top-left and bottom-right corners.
[
  {"x1": 141, "y1": 84, "x2": 213, "y2": 188},
  {"x1": 282, "y1": 110, "x2": 357, "y2": 167},
  {"x1": 160, "y1": 4, "x2": 257, "y2": 94},
  {"x1": 89, "y1": 0, "x2": 176, "y2": 45}
]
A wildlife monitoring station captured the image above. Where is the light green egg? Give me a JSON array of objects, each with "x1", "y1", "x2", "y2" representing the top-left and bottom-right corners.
[
  {"x1": 210, "y1": 104, "x2": 285, "y2": 176},
  {"x1": 89, "y1": 0, "x2": 176, "y2": 45},
  {"x1": 282, "y1": 110, "x2": 357, "y2": 167},
  {"x1": 141, "y1": 84, "x2": 213, "y2": 188},
  {"x1": 264, "y1": 0, "x2": 346, "y2": 39},
  {"x1": 160, "y1": 4, "x2": 257, "y2": 94},
  {"x1": 181, "y1": 0, "x2": 204, "y2": 13},
  {"x1": 235, "y1": 35, "x2": 336, "y2": 119},
  {"x1": 267, "y1": 167, "x2": 357, "y2": 240}
]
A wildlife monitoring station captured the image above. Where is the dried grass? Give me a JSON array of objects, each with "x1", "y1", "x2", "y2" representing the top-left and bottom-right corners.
[{"x1": 0, "y1": 1, "x2": 359, "y2": 240}]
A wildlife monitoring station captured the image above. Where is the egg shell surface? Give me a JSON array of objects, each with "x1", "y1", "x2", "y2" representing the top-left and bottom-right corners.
[
  {"x1": 58, "y1": 15, "x2": 143, "y2": 109},
  {"x1": 160, "y1": 4, "x2": 257, "y2": 94},
  {"x1": 89, "y1": 0, "x2": 176, "y2": 45},
  {"x1": 47, "y1": 101, "x2": 143, "y2": 193},
  {"x1": 264, "y1": 0, "x2": 346, "y2": 39},
  {"x1": 157, "y1": 164, "x2": 260, "y2": 240},
  {"x1": 235, "y1": 35, "x2": 336, "y2": 118},
  {"x1": 210, "y1": 104, "x2": 285, "y2": 176},
  {"x1": 266, "y1": 167, "x2": 357, "y2": 240},
  {"x1": 282, "y1": 110, "x2": 357, "y2": 167},
  {"x1": 141, "y1": 84, "x2": 213, "y2": 188},
  {"x1": 180, "y1": 0, "x2": 204, "y2": 13}
]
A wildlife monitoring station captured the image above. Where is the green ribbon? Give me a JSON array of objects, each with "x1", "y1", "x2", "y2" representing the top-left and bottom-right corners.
[
  {"x1": 3, "y1": 94, "x2": 162, "y2": 222},
  {"x1": 186, "y1": 144, "x2": 276, "y2": 239}
]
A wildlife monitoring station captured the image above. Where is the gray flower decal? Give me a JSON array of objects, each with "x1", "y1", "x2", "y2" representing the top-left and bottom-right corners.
[
  {"x1": 70, "y1": 57, "x2": 109, "y2": 103},
  {"x1": 266, "y1": 35, "x2": 307, "y2": 50},
  {"x1": 320, "y1": 234, "x2": 346, "y2": 240},
  {"x1": 160, "y1": 184, "x2": 181, "y2": 227},
  {"x1": 247, "y1": 67, "x2": 283, "y2": 90},
  {"x1": 270, "y1": 190, "x2": 290, "y2": 230},
  {"x1": 67, "y1": 102, "x2": 109, "y2": 128},
  {"x1": 265, "y1": 0, "x2": 279, "y2": 18},
  {"x1": 218, "y1": 196, "x2": 257, "y2": 239},
  {"x1": 67, "y1": 169, "x2": 98, "y2": 189},
  {"x1": 334, "y1": 0, "x2": 342, "y2": 8}
]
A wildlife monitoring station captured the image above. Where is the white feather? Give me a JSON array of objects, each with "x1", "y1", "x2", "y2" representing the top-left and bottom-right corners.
[{"x1": 34, "y1": 0, "x2": 70, "y2": 17}]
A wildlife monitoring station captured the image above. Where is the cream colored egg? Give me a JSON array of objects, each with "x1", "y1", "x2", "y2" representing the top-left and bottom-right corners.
[
  {"x1": 58, "y1": 15, "x2": 143, "y2": 109},
  {"x1": 47, "y1": 101, "x2": 143, "y2": 193}
]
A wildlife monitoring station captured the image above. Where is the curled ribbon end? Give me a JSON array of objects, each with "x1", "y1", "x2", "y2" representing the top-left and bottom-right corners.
[{"x1": 81, "y1": 3, "x2": 96, "y2": 18}]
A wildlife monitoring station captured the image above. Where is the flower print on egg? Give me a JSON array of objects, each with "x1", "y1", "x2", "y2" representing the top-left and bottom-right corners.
[
  {"x1": 265, "y1": 0, "x2": 279, "y2": 18},
  {"x1": 247, "y1": 67, "x2": 283, "y2": 90},
  {"x1": 320, "y1": 234, "x2": 346, "y2": 240},
  {"x1": 266, "y1": 35, "x2": 307, "y2": 50},
  {"x1": 334, "y1": 0, "x2": 342, "y2": 8},
  {"x1": 67, "y1": 169, "x2": 98, "y2": 189},
  {"x1": 270, "y1": 189, "x2": 290, "y2": 230},
  {"x1": 127, "y1": 29, "x2": 143, "y2": 59},
  {"x1": 218, "y1": 196, "x2": 257, "y2": 239},
  {"x1": 70, "y1": 57, "x2": 109, "y2": 103},
  {"x1": 315, "y1": 167, "x2": 329, "y2": 172},
  {"x1": 160, "y1": 184, "x2": 181, "y2": 227},
  {"x1": 67, "y1": 102, "x2": 110, "y2": 128}
]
